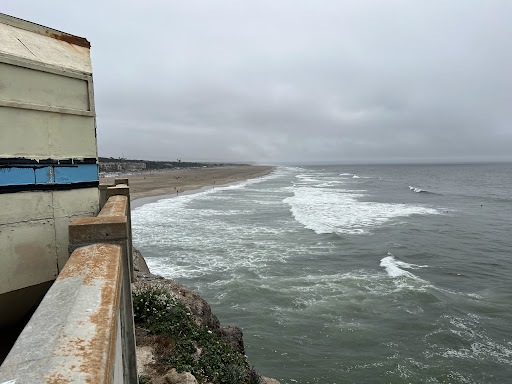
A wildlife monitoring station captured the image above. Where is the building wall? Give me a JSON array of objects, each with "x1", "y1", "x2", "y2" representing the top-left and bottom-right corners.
[{"x1": 0, "y1": 14, "x2": 99, "y2": 326}]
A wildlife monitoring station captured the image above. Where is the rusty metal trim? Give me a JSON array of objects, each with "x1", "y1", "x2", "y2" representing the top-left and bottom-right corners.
[
  {"x1": 0, "y1": 13, "x2": 90, "y2": 48},
  {"x1": 46, "y1": 31, "x2": 90, "y2": 48}
]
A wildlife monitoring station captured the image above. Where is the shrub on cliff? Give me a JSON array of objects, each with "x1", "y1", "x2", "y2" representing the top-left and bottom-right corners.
[{"x1": 133, "y1": 282, "x2": 255, "y2": 383}]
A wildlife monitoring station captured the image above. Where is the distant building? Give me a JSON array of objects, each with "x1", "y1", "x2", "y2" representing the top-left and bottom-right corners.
[{"x1": 99, "y1": 161, "x2": 146, "y2": 173}]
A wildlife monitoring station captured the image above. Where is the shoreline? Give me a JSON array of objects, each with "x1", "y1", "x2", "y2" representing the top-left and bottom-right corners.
[
  {"x1": 100, "y1": 165, "x2": 275, "y2": 207},
  {"x1": 130, "y1": 184, "x2": 215, "y2": 209}
]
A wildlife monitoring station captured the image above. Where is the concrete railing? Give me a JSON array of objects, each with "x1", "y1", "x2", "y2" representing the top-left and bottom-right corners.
[
  {"x1": 0, "y1": 244, "x2": 124, "y2": 383},
  {"x1": 0, "y1": 182, "x2": 138, "y2": 383}
]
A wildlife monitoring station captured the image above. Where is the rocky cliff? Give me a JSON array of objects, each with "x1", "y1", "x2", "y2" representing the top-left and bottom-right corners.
[{"x1": 133, "y1": 248, "x2": 279, "y2": 384}]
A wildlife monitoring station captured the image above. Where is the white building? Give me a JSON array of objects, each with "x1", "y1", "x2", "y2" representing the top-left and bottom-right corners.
[{"x1": 0, "y1": 14, "x2": 100, "y2": 326}]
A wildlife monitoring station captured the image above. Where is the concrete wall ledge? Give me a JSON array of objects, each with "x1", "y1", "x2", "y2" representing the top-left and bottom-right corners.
[
  {"x1": 98, "y1": 195, "x2": 128, "y2": 217},
  {"x1": 69, "y1": 195, "x2": 129, "y2": 245},
  {"x1": 69, "y1": 216, "x2": 128, "y2": 244},
  {"x1": 68, "y1": 189, "x2": 137, "y2": 383},
  {"x1": 0, "y1": 243, "x2": 123, "y2": 383}
]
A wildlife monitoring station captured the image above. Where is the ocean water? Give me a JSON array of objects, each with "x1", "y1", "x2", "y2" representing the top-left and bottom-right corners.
[{"x1": 132, "y1": 164, "x2": 512, "y2": 384}]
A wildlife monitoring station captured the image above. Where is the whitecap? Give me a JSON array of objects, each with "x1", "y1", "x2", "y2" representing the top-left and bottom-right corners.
[
  {"x1": 380, "y1": 255, "x2": 418, "y2": 278},
  {"x1": 283, "y1": 186, "x2": 441, "y2": 235},
  {"x1": 409, "y1": 186, "x2": 426, "y2": 193},
  {"x1": 408, "y1": 185, "x2": 440, "y2": 195},
  {"x1": 384, "y1": 252, "x2": 429, "y2": 270}
]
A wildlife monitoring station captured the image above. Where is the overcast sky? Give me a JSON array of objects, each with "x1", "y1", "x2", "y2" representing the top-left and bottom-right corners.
[{"x1": 3, "y1": 1, "x2": 512, "y2": 164}]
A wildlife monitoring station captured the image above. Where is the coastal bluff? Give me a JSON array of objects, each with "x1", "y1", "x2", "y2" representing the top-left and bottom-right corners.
[{"x1": 133, "y1": 247, "x2": 280, "y2": 384}]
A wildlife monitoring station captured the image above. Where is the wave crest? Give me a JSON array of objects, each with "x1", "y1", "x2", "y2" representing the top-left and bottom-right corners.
[
  {"x1": 409, "y1": 186, "x2": 439, "y2": 195},
  {"x1": 380, "y1": 253, "x2": 428, "y2": 279},
  {"x1": 283, "y1": 187, "x2": 441, "y2": 235}
]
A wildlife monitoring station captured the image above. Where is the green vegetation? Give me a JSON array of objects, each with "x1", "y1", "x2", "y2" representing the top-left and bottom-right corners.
[{"x1": 133, "y1": 283, "x2": 262, "y2": 384}]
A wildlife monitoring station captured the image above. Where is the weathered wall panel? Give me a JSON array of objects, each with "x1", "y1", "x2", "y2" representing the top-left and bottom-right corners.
[
  {"x1": 0, "y1": 219, "x2": 58, "y2": 294},
  {"x1": 0, "y1": 107, "x2": 50, "y2": 158},
  {"x1": 52, "y1": 187, "x2": 100, "y2": 218},
  {"x1": 0, "y1": 62, "x2": 90, "y2": 111},
  {"x1": 48, "y1": 113, "x2": 97, "y2": 159},
  {"x1": 0, "y1": 107, "x2": 97, "y2": 160},
  {"x1": 0, "y1": 188, "x2": 99, "y2": 297},
  {"x1": 0, "y1": 191, "x2": 53, "y2": 225},
  {"x1": 0, "y1": 18, "x2": 92, "y2": 74},
  {"x1": 53, "y1": 188, "x2": 100, "y2": 271}
]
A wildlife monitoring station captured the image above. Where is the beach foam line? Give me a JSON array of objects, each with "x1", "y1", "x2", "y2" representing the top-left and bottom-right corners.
[
  {"x1": 131, "y1": 167, "x2": 278, "y2": 210},
  {"x1": 131, "y1": 184, "x2": 214, "y2": 209}
]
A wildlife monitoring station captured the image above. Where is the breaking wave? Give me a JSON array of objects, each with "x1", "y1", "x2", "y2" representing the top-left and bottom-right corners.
[
  {"x1": 283, "y1": 185, "x2": 441, "y2": 235},
  {"x1": 380, "y1": 253, "x2": 428, "y2": 279},
  {"x1": 409, "y1": 186, "x2": 439, "y2": 195}
]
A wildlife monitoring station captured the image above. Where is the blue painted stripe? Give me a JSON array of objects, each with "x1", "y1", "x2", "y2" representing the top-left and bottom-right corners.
[
  {"x1": 54, "y1": 164, "x2": 98, "y2": 184},
  {"x1": 0, "y1": 164, "x2": 98, "y2": 187},
  {"x1": 0, "y1": 167, "x2": 37, "y2": 186},
  {"x1": 35, "y1": 166, "x2": 54, "y2": 184}
]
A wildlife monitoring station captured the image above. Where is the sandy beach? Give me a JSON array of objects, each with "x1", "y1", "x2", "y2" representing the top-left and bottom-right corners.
[{"x1": 100, "y1": 165, "x2": 275, "y2": 203}]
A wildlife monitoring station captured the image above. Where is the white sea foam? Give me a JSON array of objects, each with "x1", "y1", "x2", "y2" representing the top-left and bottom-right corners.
[
  {"x1": 409, "y1": 185, "x2": 426, "y2": 193},
  {"x1": 295, "y1": 174, "x2": 325, "y2": 185},
  {"x1": 317, "y1": 181, "x2": 345, "y2": 188},
  {"x1": 378, "y1": 255, "x2": 483, "y2": 300},
  {"x1": 379, "y1": 254, "x2": 427, "y2": 279},
  {"x1": 340, "y1": 173, "x2": 353, "y2": 177},
  {"x1": 408, "y1": 185, "x2": 440, "y2": 195},
  {"x1": 426, "y1": 314, "x2": 512, "y2": 365},
  {"x1": 352, "y1": 175, "x2": 360, "y2": 179},
  {"x1": 99, "y1": 172, "x2": 121, "y2": 178},
  {"x1": 132, "y1": 173, "x2": 295, "y2": 281},
  {"x1": 380, "y1": 255, "x2": 414, "y2": 278},
  {"x1": 283, "y1": 186, "x2": 441, "y2": 235}
]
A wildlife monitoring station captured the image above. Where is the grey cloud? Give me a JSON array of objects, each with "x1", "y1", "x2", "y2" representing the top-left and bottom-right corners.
[{"x1": 4, "y1": 0, "x2": 512, "y2": 163}]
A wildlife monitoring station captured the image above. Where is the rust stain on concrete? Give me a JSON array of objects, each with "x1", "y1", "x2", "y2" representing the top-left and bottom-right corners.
[
  {"x1": 45, "y1": 371, "x2": 73, "y2": 383},
  {"x1": 48, "y1": 244, "x2": 122, "y2": 383}
]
